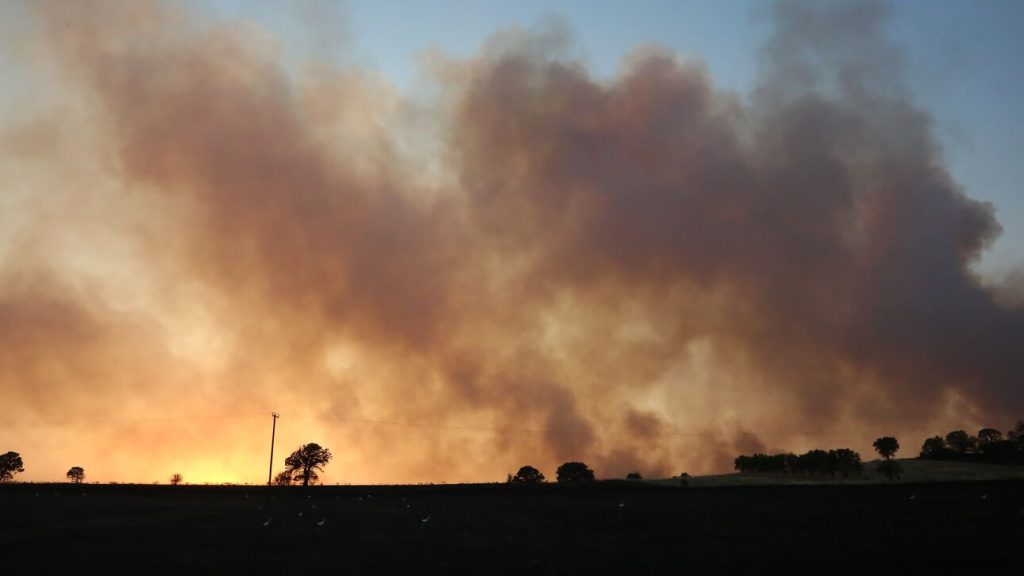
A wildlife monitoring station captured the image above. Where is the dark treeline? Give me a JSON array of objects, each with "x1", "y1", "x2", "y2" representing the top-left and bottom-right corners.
[
  {"x1": 919, "y1": 421, "x2": 1024, "y2": 465},
  {"x1": 734, "y1": 448, "x2": 863, "y2": 477}
]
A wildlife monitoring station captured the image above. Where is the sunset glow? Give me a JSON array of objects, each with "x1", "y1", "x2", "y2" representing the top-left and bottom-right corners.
[{"x1": 1, "y1": 0, "x2": 1022, "y2": 485}]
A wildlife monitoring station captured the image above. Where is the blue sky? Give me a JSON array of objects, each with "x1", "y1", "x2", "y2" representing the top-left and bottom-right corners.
[{"x1": 208, "y1": 0, "x2": 1023, "y2": 276}]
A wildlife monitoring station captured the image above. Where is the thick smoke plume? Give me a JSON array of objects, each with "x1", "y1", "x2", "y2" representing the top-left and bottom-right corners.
[{"x1": 0, "y1": 0, "x2": 1020, "y2": 483}]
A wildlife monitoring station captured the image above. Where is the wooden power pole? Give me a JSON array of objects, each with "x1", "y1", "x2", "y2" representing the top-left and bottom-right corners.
[{"x1": 268, "y1": 412, "x2": 279, "y2": 485}]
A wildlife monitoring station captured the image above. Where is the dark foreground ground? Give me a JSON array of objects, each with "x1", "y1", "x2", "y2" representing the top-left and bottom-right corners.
[{"x1": 2, "y1": 480, "x2": 1020, "y2": 574}]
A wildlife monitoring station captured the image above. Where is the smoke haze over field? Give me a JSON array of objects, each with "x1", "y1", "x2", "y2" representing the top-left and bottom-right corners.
[{"x1": 0, "y1": 0, "x2": 1021, "y2": 484}]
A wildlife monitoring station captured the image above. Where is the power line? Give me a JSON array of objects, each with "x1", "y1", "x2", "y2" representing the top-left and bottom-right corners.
[
  {"x1": 0, "y1": 410, "x2": 951, "y2": 440},
  {"x1": 0, "y1": 412, "x2": 268, "y2": 429}
]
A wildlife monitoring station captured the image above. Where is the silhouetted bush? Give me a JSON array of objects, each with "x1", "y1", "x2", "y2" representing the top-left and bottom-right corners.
[
  {"x1": 170, "y1": 473, "x2": 183, "y2": 486},
  {"x1": 625, "y1": 472, "x2": 642, "y2": 480},
  {"x1": 556, "y1": 461, "x2": 595, "y2": 483}
]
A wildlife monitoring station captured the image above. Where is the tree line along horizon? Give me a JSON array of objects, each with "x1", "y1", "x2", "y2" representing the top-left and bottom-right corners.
[{"x1": 2, "y1": 421, "x2": 1023, "y2": 485}]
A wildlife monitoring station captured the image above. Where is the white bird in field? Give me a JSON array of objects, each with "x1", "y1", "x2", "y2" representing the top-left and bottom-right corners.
[
  {"x1": 406, "y1": 504, "x2": 411, "y2": 509},
  {"x1": 316, "y1": 518, "x2": 326, "y2": 527},
  {"x1": 982, "y1": 493, "x2": 988, "y2": 500},
  {"x1": 263, "y1": 517, "x2": 272, "y2": 527},
  {"x1": 617, "y1": 502, "x2": 625, "y2": 509},
  {"x1": 909, "y1": 493, "x2": 916, "y2": 500},
  {"x1": 421, "y1": 516, "x2": 431, "y2": 523},
  {"x1": 298, "y1": 511, "x2": 303, "y2": 517}
]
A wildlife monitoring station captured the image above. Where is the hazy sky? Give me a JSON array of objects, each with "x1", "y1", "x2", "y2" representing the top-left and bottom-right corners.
[
  {"x1": 1, "y1": 0, "x2": 1022, "y2": 485},
  {"x1": 206, "y1": 0, "x2": 1024, "y2": 275}
]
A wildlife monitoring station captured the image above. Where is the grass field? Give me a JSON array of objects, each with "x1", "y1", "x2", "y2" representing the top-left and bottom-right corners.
[{"x1": 2, "y1": 474, "x2": 1021, "y2": 573}]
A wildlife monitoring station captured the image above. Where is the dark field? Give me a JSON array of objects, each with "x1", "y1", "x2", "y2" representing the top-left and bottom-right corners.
[{"x1": 2, "y1": 480, "x2": 1020, "y2": 574}]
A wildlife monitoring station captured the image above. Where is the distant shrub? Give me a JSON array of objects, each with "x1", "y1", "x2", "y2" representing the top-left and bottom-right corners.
[
  {"x1": 625, "y1": 472, "x2": 643, "y2": 480},
  {"x1": 170, "y1": 473, "x2": 183, "y2": 486}
]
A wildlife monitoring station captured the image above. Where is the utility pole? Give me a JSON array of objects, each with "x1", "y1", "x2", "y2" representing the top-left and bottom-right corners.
[{"x1": 268, "y1": 412, "x2": 279, "y2": 486}]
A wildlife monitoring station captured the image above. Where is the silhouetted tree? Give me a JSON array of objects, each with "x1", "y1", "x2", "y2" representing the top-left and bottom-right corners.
[
  {"x1": 919, "y1": 436, "x2": 948, "y2": 458},
  {"x1": 509, "y1": 465, "x2": 545, "y2": 484},
  {"x1": 66, "y1": 466, "x2": 85, "y2": 484},
  {"x1": 1008, "y1": 421, "x2": 1024, "y2": 448},
  {"x1": 735, "y1": 453, "x2": 793, "y2": 473},
  {"x1": 556, "y1": 461, "x2": 595, "y2": 483},
  {"x1": 978, "y1": 439, "x2": 1017, "y2": 462},
  {"x1": 273, "y1": 470, "x2": 293, "y2": 486},
  {"x1": 945, "y1": 430, "x2": 976, "y2": 454},
  {"x1": 285, "y1": 443, "x2": 333, "y2": 487},
  {"x1": 872, "y1": 437, "x2": 899, "y2": 460},
  {"x1": 830, "y1": 448, "x2": 863, "y2": 477},
  {"x1": 626, "y1": 472, "x2": 643, "y2": 480},
  {"x1": 977, "y1": 428, "x2": 1003, "y2": 446},
  {"x1": 797, "y1": 449, "x2": 832, "y2": 476},
  {"x1": 0, "y1": 452, "x2": 24, "y2": 482},
  {"x1": 678, "y1": 473, "x2": 690, "y2": 488},
  {"x1": 170, "y1": 473, "x2": 183, "y2": 486}
]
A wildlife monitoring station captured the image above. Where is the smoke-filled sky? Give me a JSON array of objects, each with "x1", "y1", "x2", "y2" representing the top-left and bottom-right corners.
[{"x1": 1, "y1": 0, "x2": 1022, "y2": 485}]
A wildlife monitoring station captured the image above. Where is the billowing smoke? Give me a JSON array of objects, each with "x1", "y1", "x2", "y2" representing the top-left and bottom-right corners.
[{"x1": 0, "y1": 0, "x2": 1020, "y2": 483}]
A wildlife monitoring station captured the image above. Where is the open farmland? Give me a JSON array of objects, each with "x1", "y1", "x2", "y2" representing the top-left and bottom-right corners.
[{"x1": 1, "y1": 480, "x2": 1020, "y2": 573}]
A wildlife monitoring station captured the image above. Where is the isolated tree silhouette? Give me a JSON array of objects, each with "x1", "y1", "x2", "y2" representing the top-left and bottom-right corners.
[
  {"x1": 170, "y1": 473, "x2": 183, "y2": 486},
  {"x1": 66, "y1": 466, "x2": 85, "y2": 484},
  {"x1": 872, "y1": 437, "x2": 899, "y2": 460},
  {"x1": 556, "y1": 461, "x2": 595, "y2": 483},
  {"x1": 0, "y1": 452, "x2": 24, "y2": 482},
  {"x1": 285, "y1": 443, "x2": 333, "y2": 487},
  {"x1": 510, "y1": 465, "x2": 545, "y2": 484}
]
